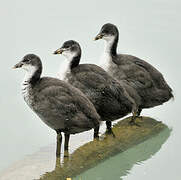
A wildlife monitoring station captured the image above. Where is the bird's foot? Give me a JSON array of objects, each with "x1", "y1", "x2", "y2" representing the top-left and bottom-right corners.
[
  {"x1": 64, "y1": 150, "x2": 69, "y2": 158},
  {"x1": 105, "y1": 129, "x2": 116, "y2": 138},
  {"x1": 94, "y1": 135, "x2": 99, "y2": 141}
]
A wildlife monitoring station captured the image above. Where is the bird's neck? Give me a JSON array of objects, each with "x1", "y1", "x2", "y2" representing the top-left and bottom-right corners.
[
  {"x1": 23, "y1": 67, "x2": 41, "y2": 86},
  {"x1": 104, "y1": 35, "x2": 118, "y2": 57},
  {"x1": 57, "y1": 53, "x2": 81, "y2": 80},
  {"x1": 69, "y1": 54, "x2": 81, "y2": 70}
]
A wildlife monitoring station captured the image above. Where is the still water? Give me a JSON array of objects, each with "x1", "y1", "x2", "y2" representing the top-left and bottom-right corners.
[
  {"x1": 75, "y1": 128, "x2": 171, "y2": 180},
  {"x1": 0, "y1": 0, "x2": 180, "y2": 179}
]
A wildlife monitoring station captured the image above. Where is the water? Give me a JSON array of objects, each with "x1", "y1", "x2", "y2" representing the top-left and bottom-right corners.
[
  {"x1": 75, "y1": 128, "x2": 171, "y2": 180},
  {"x1": 0, "y1": 0, "x2": 180, "y2": 179}
]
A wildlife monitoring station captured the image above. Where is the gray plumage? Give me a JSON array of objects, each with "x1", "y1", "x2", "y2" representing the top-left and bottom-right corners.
[
  {"x1": 95, "y1": 23, "x2": 173, "y2": 114},
  {"x1": 31, "y1": 77, "x2": 100, "y2": 134},
  {"x1": 54, "y1": 40, "x2": 138, "y2": 132},
  {"x1": 13, "y1": 54, "x2": 100, "y2": 156}
]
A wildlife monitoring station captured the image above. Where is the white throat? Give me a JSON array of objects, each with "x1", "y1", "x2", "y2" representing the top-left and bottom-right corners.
[
  {"x1": 23, "y1": 65, "x2": 37, "y2": 82},
  {"x1": 57, "y1": 51, "x2": 77, "y2": 80},
  {"x1": 99, "y1": 36, "x2": 115, "y2": 70},
  {"x1": 21, "y1": 65, "x2": 37, "y2": 104},
  {"x1": 104, "y1": 36, "x2": 115, "y2": 53},
  {"x1": 57, "y1": 59, "x2": 70, "y2": 80}
]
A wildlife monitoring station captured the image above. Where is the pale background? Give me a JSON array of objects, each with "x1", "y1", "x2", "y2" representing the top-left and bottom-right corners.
[{"x1": 0, "y1": 0, "x2": 180, "y2": 179}]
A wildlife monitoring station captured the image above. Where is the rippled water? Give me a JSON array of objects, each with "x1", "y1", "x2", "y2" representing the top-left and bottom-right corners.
[{"x1": 0, "y1": 0, "x2": 180, "y2": 179}]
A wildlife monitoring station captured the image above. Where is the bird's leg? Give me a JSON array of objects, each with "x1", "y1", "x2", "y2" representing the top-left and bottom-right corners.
[
  {"x1": 94, "y1": 126, "x2": 100, "y2": 140},
  {"x1": 130, "y1": 111, "x2": 140, "y2": 126},
  {"x1": 56, "y1": 131, "x2": 62, "y2": 158},
  {"x1": 64, "y1": 134, "x2": 70, "y2": 157},
  {"x1": 105, "y1": 121, "x2": 115, "y2": 137},
  {"x1": 136, "y1": 108, "x2": 142, "y2": 119}
]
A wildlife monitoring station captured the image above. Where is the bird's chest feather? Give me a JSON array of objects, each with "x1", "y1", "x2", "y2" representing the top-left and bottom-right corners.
[
  {"x1": 21, "y1": 81, "x2": 34, "y2": 108},
  {"x1": 64, "y1": 70, "x2": 72, "y2": 83}
]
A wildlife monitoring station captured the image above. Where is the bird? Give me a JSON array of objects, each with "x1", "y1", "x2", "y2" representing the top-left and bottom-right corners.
[
  {"x1": 13, "y1": 54, "x2": 100, "y2": 157},
  {"x1": 53, "y1": 40, "x2": 139, "y2": 135},
  {"x1": 94, "y1": 23, "x2": 174, "y2": 117}
]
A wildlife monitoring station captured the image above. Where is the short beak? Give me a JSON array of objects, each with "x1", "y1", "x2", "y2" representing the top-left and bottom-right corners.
[
  {"x1": 12, "y1": 61, "x2": 23, "y2": 69},
  {"x1": 94, "y1": 33, "x2": 104, "y2": 41},
  {"x1": 53, "y1": 48, "x2": 64, "y2": 55}
]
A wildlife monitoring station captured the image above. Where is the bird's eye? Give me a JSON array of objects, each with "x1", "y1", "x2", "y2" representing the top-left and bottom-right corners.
[
  {"x1": 103, "y1": 30, "x2": 109, "y2": 34},
  {"x1": 65, "y1": 46, "x2": 70, "y2": 49},
  {"x1": 23, "y1": 59, "x2": 30, "y2": 63}
]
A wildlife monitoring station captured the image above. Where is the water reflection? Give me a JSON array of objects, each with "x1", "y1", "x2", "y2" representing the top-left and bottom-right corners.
[{"x1": 75, "y1": 127, "x2": 171, "y2": 180}]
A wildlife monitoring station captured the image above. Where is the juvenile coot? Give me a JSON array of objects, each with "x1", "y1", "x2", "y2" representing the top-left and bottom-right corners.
[
  {"x1": 95, "y1": 23, "x2": 173, "y2": 116},
  {"x1": 13, "y1": 54, "x2": 100, "y2": 157},
  {"x1": 53, "y1": 40, "x2": 138, "y2": 133}
]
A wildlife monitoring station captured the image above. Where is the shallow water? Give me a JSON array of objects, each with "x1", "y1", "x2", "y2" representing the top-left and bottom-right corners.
[
  {"x1": 0, "y1": 0, "x2": 180, "y2": 179},
  {"x1": 0, "y1": 119, "x2": 170, "y2": 180},
  {"x1": 75, "y1": 128, "x2": 171, "y2": 180}
]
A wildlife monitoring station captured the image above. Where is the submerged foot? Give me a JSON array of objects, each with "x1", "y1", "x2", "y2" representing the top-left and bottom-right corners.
[
  {"x1": 93, "y1": 134, "x2": 99, "y2": 141},
  {"x1": 105, "y1": 129, "x2": 116, "y2": 138},
  {"x1": 129, "y1": 120, "x2": 141, "y2": 127}
]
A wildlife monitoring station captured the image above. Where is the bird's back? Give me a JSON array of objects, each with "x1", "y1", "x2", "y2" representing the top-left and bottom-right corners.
[
  {"x1": 119, "y1": 54, "x2": 173, "y2": 98},
  {"x1": 108, "y1": 54, "x2": 173, "y2": 108}
]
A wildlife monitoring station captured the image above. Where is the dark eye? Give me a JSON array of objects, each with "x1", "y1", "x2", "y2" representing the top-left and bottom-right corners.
[
  {"x1": 64, "y1": 45, "x2": 70, "y2": 49},
  {"x1": 103, "y1": 30, "x2": 109, "y2": 34},
  {"x1": 22, "y1": 59, "x2": 30, "y2": 63}
]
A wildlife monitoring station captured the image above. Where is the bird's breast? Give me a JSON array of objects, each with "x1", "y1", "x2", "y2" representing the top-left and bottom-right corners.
[{"x1": 21, "y1": 81, "x2": 34, "y2": 108}]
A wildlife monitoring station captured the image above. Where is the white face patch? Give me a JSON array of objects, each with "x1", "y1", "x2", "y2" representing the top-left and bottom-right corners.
[
  {"x1": 21, "y1": 64, "x2": 37, "y2": 81},
  {"x1": 62, "y1": 50, "x2": 78, "y2": 61},
  {"x1": 22, "y1": 64, "x2": 37, "y2": 71}
]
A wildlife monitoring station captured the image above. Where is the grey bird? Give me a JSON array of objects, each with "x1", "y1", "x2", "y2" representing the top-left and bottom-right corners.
[
  {"x1": 13, "y1": 54, "x2": 100, "y2": 157},
  {"x1": 94, "y1": 23, "x2": 174, "y2": 117},
  {"x1": 53, "y1": 40, "x2": 138, "y2": 135}
]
